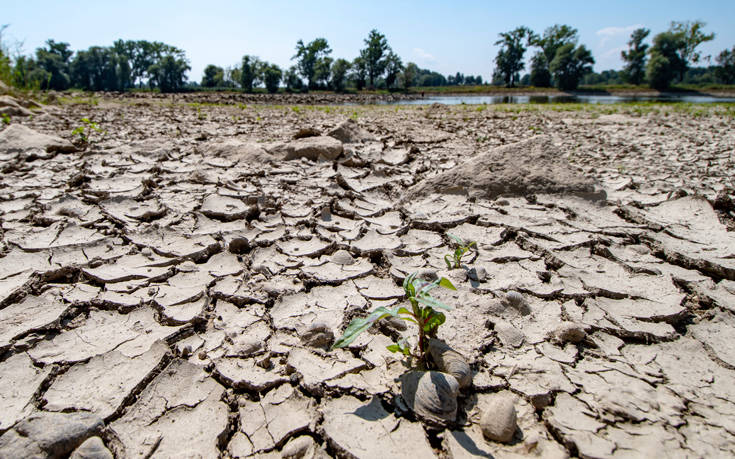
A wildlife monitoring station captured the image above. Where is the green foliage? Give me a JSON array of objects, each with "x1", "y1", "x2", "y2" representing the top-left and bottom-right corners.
[
  {"x1": 400, "y1": 62, "x2": 419, "y2": 90},
  {"x1": 646, "y1": 31, "x2": 687, "y2": 89},
  {"x1": 332, "y1": 272, "x2": 456, "y2": 365},
  {"x1": 71, "y1": 117, "x2": 103, "y2": 143},
  {"x1": 670, "y1": 20, "x2": 715, "y2": 67},
  {"x1": 262, "y1": 63, "x2": 282, "y2": 94},
  {"x1": 201, "y1": 64, "x2": 224, "y2": 87},
  {"x1": 148, "y1": 53, "x2": 190, "y2": 93},
  {"x1": 549, "y1": 43, "x2": 594, "y2": 90},
  {"x1": 621, "y1": 28, "x2": 650, "y2": 85},
  {"x1": 1, "y1": 113, "x2": 10, "y2": 125},
  {"x1": 383, "y1": 51, "x2": 403, "y2": 89},
  {"x1": 350, "y1": 56, "x2": 367, "y2": 90},
  {"x1": 716, "y1": 47, "x2": 735, "y2": 84},
  {"x1": 444, "y1": 233, "x2": 476, "y2": 269},
  {"x1": 284, "y1": 65, "x2": 304, "y2": 92},
  {"x1": 529, "y1": 52, "x2": 551, "y2": 87},
  {"x1": 329, "y1": 58, "x2": 351, "y2": 92},
  {"x1": 240, "y1": 55, "x2": 262, "y2": 92},
  {"x1": 493, "y1": 26, "x2": 534, "y2": 87},
  {"x1": 360, "y1": 29, "x2": 390, "y2": 89},
  {"x1": 292, "y1": 38, "x2": 332, "y2": 90}
]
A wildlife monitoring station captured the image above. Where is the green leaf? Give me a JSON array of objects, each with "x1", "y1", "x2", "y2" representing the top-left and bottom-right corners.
[
  {"x1": 444, "y1": 255, "x2": 453, "y2": 269},
  {"x1": 332, "y1": 306, "x2": 400, "y2": 349},
  {"x1": 386, "y1": 344, "x2": 401, "y2": 353},
  {"x1": 416, "y1": 294, "x2": 452, "y2": 311},
  {"x1": 423, "y1": 311, "x2": 446, "y2": 333},
  {"x1": 397, "y1": 307, "x2": 413, "y2": 316},
  {"x1": 448, "y1": 233, "x2": 464, "y2": 245},
  {"x1": 439, "y1": 277, "x2": 456, "y2": 290}
]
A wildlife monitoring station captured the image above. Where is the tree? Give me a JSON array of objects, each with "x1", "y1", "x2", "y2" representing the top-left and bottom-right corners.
[
  {"x1": 350, "y1": 56, "x2": 367, "y2": 90},
  {"x1": 240, "y1": 55, "x2": 262, "y2": 92},
  {"x1": 292, "y1": 38, "x2": 331, "y2": 89},
  {"x1": 314, "y1": 56, "x2": 333, "y2": 89},
  {"x1": 201, "y1": 64, "x2": 224, "y2": 87},
  {"x1": 621, "y1": 28, "x2": 650, "y2": 85},
  {"x1": 715, "y1": 47, "x2": 735, "y2": 84},
  {"x1": 360, "y1": 29, "x2": 389, "y2": 88},
  {"x1": 529, "y1": 51, "x2": 551, "y2": 87},
  {"x1": 400, "y1": 62, "x2": 419, "y2": 90},
  {"x1": 493, "y1": 26, "x2": 533, "y2": 87},
  {"x1": 284, "y1": 66, "x2": 303, "y2": 92},
  {"x1": 549, "y1": 43, "x2": 594, "y2": 90},
  {"x1": 384, "y1": 51, "x2": 403, "y2": 89},
  {"x1": 670, "y1": 20, "x2": 715, "y2": 68},
  {"x1": 531, "y1": 24, "x2": 578, "y2": 87},
  {"x1": 35, "y1": 39, "x2": 73, "y2": 90},
  {"x1": 330, "y1": 58, "x2": 351, "y2": 92},
  {"x1": 262, "y1": 63, "x2": 282, "y2": 93},
  {"x1": 646, "y1": 31, "x2": 687, "y2": 89},
  {"x1": 148, "y1": 52, "x2": 190, "y2": 92}
]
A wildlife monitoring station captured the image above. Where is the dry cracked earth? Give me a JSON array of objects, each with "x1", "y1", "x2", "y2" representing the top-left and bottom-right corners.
[{"x1": 1, "y1": 92, "x2": 735, "y2": 458}]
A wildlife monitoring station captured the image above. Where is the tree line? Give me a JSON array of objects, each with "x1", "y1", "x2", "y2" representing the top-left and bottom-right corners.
[
  {"x1": 492, "y1": 20, "x2": 734, "y2": 90},
  {"x1": 1, "y1": 22, "x2": 734, "y2": 94}
]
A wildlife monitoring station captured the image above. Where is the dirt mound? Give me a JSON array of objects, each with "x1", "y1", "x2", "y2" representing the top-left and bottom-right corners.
[{"x1": 405, "y1": 136, "x2": 605, "y2": 202}]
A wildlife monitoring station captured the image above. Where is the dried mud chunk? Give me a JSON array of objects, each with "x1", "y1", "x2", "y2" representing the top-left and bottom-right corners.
[
  {"x1": 279, "y1": 135, "x2": 343, "y2": 161},
  {"x1": 0, "y1": 124, "x2": 76, "y2": 153},
  {"x1": 0, "y1": 291, "x2": 71, "y2": 352},
  {"x1": 327, "y1": 118, "x2": 373, "y2": 144},
  {"x1": 287, "y1": 347, "x2": 366, "y2": 394},
  {"x1": 690, "y1": 311, "x2": 735, "y2": 368},
  {"x1": 0, "y1": 353, "x2": 52, "y2": 430},
  {"x1": 109, "y1": 360, "x2": 228, "y2": 458},
  {"x1": 233, "y1": 384, "x2": 317, "y2": 454},
  {"x1": 28, "y1": 308, "x2": 184, "y2": 364},
  {"x1": 127, "y1": 227, "x2": 220, "y2": 261},
  {"x1": 491, "y1": 349, "x2": 575, "y2": 408},
  {"x1": 43, "y1": 341, "x2": 170, "y2": 419},
  {"x1": 278, "y1": 236, "x2": 333, "y2": 258},
  {"x1": 351, "y1": 229, "x2": 401, "y2": 254},
  {"x1": 0, "y1": 411, "x2": 104, "y2": 458},
  {"x1": 213, "y1": 357, "x2": 288, "y2": 391},
  {"x1": 272, "y1": 282, "x2": 366, "y2": 333},
  {"x1": 405, "y1": 136, "x2": 605, "y2": 202},
  {"x1": 6, "y1": 221, "x2": 106, "y2": 251},
  {"x1": 300, "y1": 257, "x2": 373, "y2": 283},
  {"x1": 200, "y1": 194, "x2": 255, "y2": 221},
  {"x1": 321, "y1": 396, "x2": 435, "y2": 458}
]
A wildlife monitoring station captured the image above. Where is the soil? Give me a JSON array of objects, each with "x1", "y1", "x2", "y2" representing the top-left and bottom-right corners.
[{"x1": 1, "y1": 91, "x2": 734, "y2": 458}]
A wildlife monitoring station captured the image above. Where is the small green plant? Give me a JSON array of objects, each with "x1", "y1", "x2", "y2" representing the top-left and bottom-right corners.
[
  {"x1": 71, "y1": 117, "x2": 103, "y2": 143},
  {"x1": 332, "y1": 272, "x2": 456, "y2": 366},
  {"x1": 1, "y1": 113, "x2": 10, "y2": 125},
  {"x1": 444, "y1": 233, "x2": 476, "y2": 269}
]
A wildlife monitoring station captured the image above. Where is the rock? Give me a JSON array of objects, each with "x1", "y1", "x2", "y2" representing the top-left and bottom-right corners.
[
  {"x1": 327, "y1": 118, "x2": 373, "y2": 143},
  {"x1": 428, "y1": 339, "x2": 473, "y2": 389},
  {"x1": 293, "y1": 127, "x2": 321, "y2": 139},
  {"x1": 548, "y1": 322, "x2": 587, "y2": 344},
  {"x1": 480, "y1": 392, "x2": 518, "y2": 443},
  {"x1": 329, "y1": 249, "x2": 355, "y2": 265},
  {"x1": 468, "y1": 266, "x2": 488, "y2": 282},
  {"x1": 69, "y1": 437, "x2": 113, "y2": 459},
  {"x1": 281, "y1": 435, "x2": 324, "y2": 459},
  {"x1": 0, "y1": 411, "x2": 104, "y2": 458},
  {"x1": 401, "y1": 370, "x2": 460, "y2": 427},
  {"x1": 204, "y1": 138, "x2": 274, "y2": 164},
  {"x1": 278, "y1": 136, "x2": 343, "y2": 161},
  {"x1": 300, "y1": 322, "x2": 335, "y2": 349},
  {"x1": 0, "y1": 124, "x2": 76, "y2": 153},
  {"x1": 0, "y1": 95, "x2": 34, "y2": 116},
  {"x1": 404, "y1": 136, "x2": 606, "y2": 202}
]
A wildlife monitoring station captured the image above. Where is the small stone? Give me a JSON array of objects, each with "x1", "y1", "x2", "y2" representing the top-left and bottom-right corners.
[
  {"x1": 468, "y1": 266, "x2": 487, "y2": 282},
  {"x1": 329, "y1": 249, "x2": 355, "y2": 265},
  {"x1": 70, "y1": 436, "x2": 114, "y2": 459},
  {"x1": 281, "y1": 435, "x2": 318, "y2": 459},
  {"x1": 480, "y1": 392, "x2": 518, "y2": 443}
]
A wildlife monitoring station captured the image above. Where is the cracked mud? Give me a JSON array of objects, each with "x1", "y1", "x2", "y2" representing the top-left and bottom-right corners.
[{"x1": 1, "y1": 93, "x2": 734, "y2": 458}]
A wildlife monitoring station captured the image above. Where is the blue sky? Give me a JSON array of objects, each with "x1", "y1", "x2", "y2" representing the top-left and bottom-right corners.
[{"x1": 3, "y1": 1, "x2": 734, "y2": 82}]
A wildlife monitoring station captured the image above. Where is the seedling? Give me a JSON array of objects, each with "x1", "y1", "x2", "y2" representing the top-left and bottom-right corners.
[
  {"x1": 332, "y1": 272, "x2": 456, "y2": 366},
  {"x1": 1, "y1": 113, "x2": 10, "y2": 125},
  {"x1": 71, "y1": 117, "x2": 104, "y2": 143},
  {"x1": 444, "y1": 233, "x2": 476, "y2": 269}
]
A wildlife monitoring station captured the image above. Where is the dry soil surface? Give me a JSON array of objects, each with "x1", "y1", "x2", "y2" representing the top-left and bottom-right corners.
[{"x1": 0, "y1": 94, "x2": 734, "y2": 458}]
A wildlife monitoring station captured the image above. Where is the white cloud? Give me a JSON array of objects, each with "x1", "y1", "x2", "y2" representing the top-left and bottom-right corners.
[
  {"x1": 596, "y1": 24, "x2": 644, "y2": 47},
  {"x1": 413, "y1": 47, "x2": 436, "y2": 63}
]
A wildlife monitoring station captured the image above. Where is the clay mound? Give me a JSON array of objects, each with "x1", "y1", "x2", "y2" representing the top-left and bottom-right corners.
[{"x1": 405, "y1": 135, "x2": 605, "y2": 202}]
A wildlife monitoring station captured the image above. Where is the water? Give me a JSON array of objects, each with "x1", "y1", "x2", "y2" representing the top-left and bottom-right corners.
[{"x1": 382, "y1": 94, "x2": 735, "y2": 105}]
